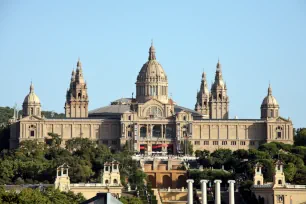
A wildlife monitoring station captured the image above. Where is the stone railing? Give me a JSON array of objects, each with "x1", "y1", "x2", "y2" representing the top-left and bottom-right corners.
[
  {"x1": 70, "y1": 183, "x2": 121, "y2": 187},
  {"x1": 285, "y1": 184, "x2": 306, "y2": 189}
]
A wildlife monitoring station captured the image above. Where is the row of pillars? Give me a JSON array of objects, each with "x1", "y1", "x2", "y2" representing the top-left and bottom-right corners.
[{"x1": 186, "y1": 179, "x2": 235, "y2": 204}]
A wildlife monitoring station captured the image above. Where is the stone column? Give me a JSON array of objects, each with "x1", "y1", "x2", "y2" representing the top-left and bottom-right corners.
[
  {"x1": 228, "y1": 180, "x2": 235, "y2": 204},
  {"x1": 200, "y1": 180, "x2": 209, "y2": 204},
  {"x1": 214, "y1": 180, "x2": 222, "y2": 204},
  {"x1": 186, "y1": 179, "x2": 194, "y2": 204}
]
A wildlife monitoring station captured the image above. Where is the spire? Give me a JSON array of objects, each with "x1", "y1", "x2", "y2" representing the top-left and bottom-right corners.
[
  {"x1": 71, "y1": 68, "x2": 76, "y2": 81},
  {"x1": 202, "y1": 72, "x2": 206, "y2": 80},
  {"x1": 268, "y1": 83, "x2": 272, "y2": 96},
  {"x1": 30, "y1": 81, "x2": 34, "y2": 93},
  {"x1": 216, "y1": 58, "x2": 222, "y2": 71},
  {"x1": 77, "y1": 57, "x2": 82, "y2": 69},
  {"x1": 148, "y1": 41, "x2": 156, "y2": 60}
]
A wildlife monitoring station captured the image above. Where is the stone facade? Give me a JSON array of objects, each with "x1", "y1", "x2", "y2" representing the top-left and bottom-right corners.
[
  {"x1": 55, "y1": 162, "x2": 123, "y2": 200},
  {"x1": 252, "y1": 161, "x2": 306, "y2": 204},
  {"x1": 9, "y1": 43, "x2": 293, "y2": 153}
]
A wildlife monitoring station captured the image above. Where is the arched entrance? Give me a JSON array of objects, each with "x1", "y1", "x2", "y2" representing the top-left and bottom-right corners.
[
  {"x1": 148, "y1": 175, "x2": 156, "y2": 188},
  {"x1": 162, "y1": 175, "x2": 172, "y2": 188},
  {"x1": 176, "y1": 175, "x2": 186, "y2": 188}
]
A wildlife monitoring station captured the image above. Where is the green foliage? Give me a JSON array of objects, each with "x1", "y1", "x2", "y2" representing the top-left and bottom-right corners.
[
  {"x1": 180, "y1": 140, "x2": 194, "y2": 155},
  {"x1": 194, "y1": 140, "x2": 306, "y2": 185},
  {"x1": 0, "y1": 106, "x2": 14, "y2": 125},
  {"x1": 239, "y1": 180, "x2": 260, "y2": 204},
  {"x1": 120, "y1": 196, "x2": 144, "y2": 204},
  {"x1": 294, "y1": 128, "x2": 306, "y2": 146},
  {"x1": 0, "y1": 136, "x2": 143, "y2": 189},
  {"x1": 0, "y1": 187, "x2": 85, "y2": 204},
  {"x1": 189, "y1": 169, "x2": 233, "y2": 189},
  {"x1": 41, "y1": 111, "x2": 65, "y2": 119},
  {"x1": 284, "y1": 163, "x2": 297, "y2": 182}
]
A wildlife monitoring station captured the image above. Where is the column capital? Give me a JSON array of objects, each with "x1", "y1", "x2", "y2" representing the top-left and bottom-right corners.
[
  {"x1": 214, "y1": 180, "x2": 222, "y2": 184},
  {"x1": 200, "y1": 180, "x2": 209, "y2": 184},
  {"x1": 228, "y1": 180, "x2": 235, "y2": 184},
  {"x1": 186, "y1": 179, "x2": 194, "y2": 184}
]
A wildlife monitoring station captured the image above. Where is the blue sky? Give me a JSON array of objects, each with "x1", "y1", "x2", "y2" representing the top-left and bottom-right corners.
[{"x1": 0, "y1": 0, "x2": 305, "y2": 128}]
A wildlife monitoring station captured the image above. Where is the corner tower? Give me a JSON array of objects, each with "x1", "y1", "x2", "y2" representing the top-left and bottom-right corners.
[
  {"x1": 210, "y1": 59, "x2": 229, "y2": 119},
  {"x1": 136, "y1": 42, "x2": 169, "y2": 104},
  {"x1": 195, "y1": 72, "x2": 210, "y2": 117},
  {"x1": 65, "y1": 58, "x2": 89, "y2": 118},
  {"x1": 261, "y1": 84, "x2": 279, "y2": 119},
  {"x1": 22, "y1": 82, "x2": 41, "y2": 117}
]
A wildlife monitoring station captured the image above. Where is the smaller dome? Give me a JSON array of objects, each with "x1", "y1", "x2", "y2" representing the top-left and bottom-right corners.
[
  {"x1": 261, "y1": 95, "x2": 278, "y2": 106},
  {"x1": 23, "y1": 83, "x2": 40, "y2": 104},
  {"x1": 261, "y1": 84, "x2": 278, "y2": 106}
]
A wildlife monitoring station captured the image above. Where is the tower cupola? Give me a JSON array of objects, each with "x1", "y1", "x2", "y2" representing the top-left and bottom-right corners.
[
  {"x1": 136, "y1": 42, "x2": 169, "y2": 104},
  {"x1": 261, "y1": 84, "x2": 279, "y2": 119},
  {"x1": 195, "y1": 72, "x2": 210, "y2": 117},
  {"x1": 22, "y1": 82, "x2": 41, "y2": 117},
  {"x1": 209, "y1": 59, "x2": 229, "y2": 119},
  {"x1": 65, "y1": 58, "x2": 89, "y2": 118}
]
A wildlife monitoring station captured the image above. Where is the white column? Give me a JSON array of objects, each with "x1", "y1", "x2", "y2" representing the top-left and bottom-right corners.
[
  {"x1": 186, "y1": 179, "x2": 194, "y2": 204},
  {"x1": 200, "y1": 180, "x2": 209, "y2": 204},
  {"x1": 214, "y1": 180, "x2": 222, "y2": 204},
  {"x1": 228, "y1": 180, "x2": 235, "y2": 204}
]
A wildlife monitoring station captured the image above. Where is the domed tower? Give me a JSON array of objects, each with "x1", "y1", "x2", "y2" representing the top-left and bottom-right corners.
[
  {"x1": 136, "y1": 42, "x2": 169, "y2": 104},
  {"x1": 22, "y1": 82, "x2": 41, "y2": 117},
  {"x1": 261, "y1": 84, "x2": 279, "y2": 119},
  {"x1": 210, "y1": 59, "x2": 229, "y2": 119},
  {"x1": 65, "y1": 58, "x2": 89, "y2": 118},
  {"x1": 195, "y1": 72, "x2": 210, "y2": 117}
]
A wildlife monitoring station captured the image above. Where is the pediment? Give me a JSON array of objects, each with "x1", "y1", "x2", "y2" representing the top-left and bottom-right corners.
[
  {"x1": 269, "y1": 116, "x2": 291, "y2": 123},
  {"x1": 143, "y1": 98, "x2": 165, "y2": 107},
  {"x1": 19, "y1": 115, "x2": 44, "y2": 121}
]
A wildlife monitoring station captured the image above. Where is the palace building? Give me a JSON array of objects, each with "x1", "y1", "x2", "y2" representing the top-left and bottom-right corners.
[{"x1": 9, "y1": 43, "x2": 294, "y2": 153}]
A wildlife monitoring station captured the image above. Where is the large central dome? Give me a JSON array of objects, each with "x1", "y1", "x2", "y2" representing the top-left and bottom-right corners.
[{"x1": 136, "y1": 43, "x2": 169, "y2": 104}]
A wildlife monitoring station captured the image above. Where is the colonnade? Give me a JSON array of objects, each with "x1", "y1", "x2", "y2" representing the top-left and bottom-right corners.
[{"x1": 186, "y1": 179, "x2": 236, "y2": 204}]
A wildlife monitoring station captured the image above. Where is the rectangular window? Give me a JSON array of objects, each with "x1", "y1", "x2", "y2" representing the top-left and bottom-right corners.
[
  {"x1": 203, "y1": 141, "x2": 209, "y2": 145},
  {"x1": 103, "y1": 140, "x2": 108, "y2": 145},
  {"x1": 112, "y1": 140, "x2": 117, "y2": 145},
  {"x1": 194, "y1": 141, "x2": 200, "y2": 145},
  {"x1": 277, "y1": 132, "x2": 282, "y2": 138},
  {"x1": 213, "y1": 141, "x2": 218, "y2": 145},
  {"x1": 30, "y1": 130, "x2": 35, "y2": 137},
  {"x1": 250, "y1": 141, "x2": 255, "y2": 145},
  {"x1": 240, "y1": 141, "x2": 246, "y2": 145},
  {"x1": 222, "y1": 141, "x2": 227, "y2": 145},
  {"x1": 231, "y1": 141, "x2": 236, "y2": 145}
]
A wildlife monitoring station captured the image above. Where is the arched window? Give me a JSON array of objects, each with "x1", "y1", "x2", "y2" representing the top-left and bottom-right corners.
[
  {"x1": 113, "y1": 179, "x2": 118, "y2": 184},
  {"x1": 257, "y1": 167, "x2": 260, "y2": 172},
  {"x1": 219, "y1": 94, "x2": 222, "y2": 100},
  {"x1": 257, "y1": 181, "x2": 261, "y2": 185},
  {"x1": 30, "y1": 108, "x2": 34, "y2": 115},
  {"x1": 278, "y1": 180, "x2": 282, "y2": 185},
  {"x1": 78, "y1": 92, "x2": 81, "y2": 99},
  {"x1": 105, "y1": 180, "x2": 109, "y2": 184},
  {"x1": 183, "y1": 116, "x2": 187, "y2": 121}
]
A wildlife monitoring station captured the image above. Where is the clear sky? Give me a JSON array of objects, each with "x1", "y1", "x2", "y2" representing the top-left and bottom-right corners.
[{"x1": 0, "y1": 0, "x2": 305, "y2": 128}]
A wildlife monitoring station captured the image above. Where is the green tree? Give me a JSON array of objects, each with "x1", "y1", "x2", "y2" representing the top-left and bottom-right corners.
[
  {"x1": 294, "y1": 128, "x2": 306, "y2": 146},
  {"x1": 284, "y1": 162, "x2": 297, "y2": 182}
]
